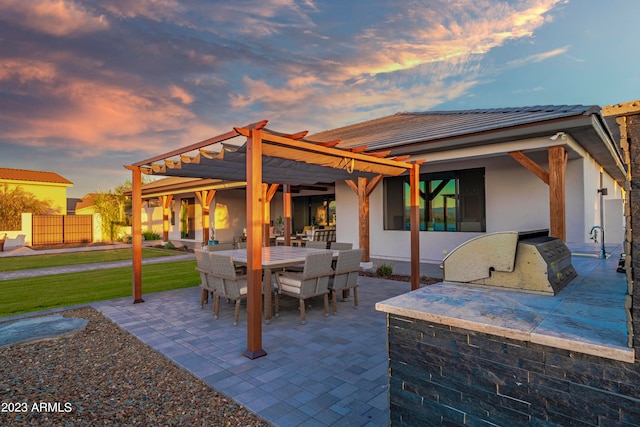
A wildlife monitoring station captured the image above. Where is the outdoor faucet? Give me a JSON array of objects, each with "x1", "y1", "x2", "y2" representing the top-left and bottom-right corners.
[{"x1": 589, "y1": 226, "x2": 607, "y2": 259}]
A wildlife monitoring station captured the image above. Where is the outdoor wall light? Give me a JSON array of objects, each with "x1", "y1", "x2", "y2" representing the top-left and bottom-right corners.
[{"x1": 549, "y1": 131, "x2": 567, "y2": 141}]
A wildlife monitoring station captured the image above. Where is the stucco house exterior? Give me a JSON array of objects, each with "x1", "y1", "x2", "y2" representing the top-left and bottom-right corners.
[
  {"x1": 0, "y1": 167, "x2": 73, "y2": 215},
  {"x1": 311, "y1": 105, "x2": 626, "y2": 263},
  {"x1": 135, "y1": 105, "x2": 626, "y2": 265},
  {"x1": 0, "y1": 167, "x2": 74, "y2": 248}
]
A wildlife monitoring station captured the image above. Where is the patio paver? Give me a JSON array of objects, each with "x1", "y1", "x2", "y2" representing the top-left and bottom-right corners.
[{"x1": 93, "y1": 275, "x2": 408, "y2": 426}]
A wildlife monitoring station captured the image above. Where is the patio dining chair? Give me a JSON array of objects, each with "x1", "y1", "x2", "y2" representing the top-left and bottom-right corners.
[
  {"x1": 304, "y1": 240, "x2": 329, "y2": 249},
  {"x1": 330, "y1": 242, "x2": 353, "y2": 251},
  {"x1": 274, "y1": 251, "x2": 334, "y2": 324},
  {"x1": 207, "y1": 253, "x2": 249, "y2": 326},
  {"x1": 328, "y1": 249, "x2": 362, "y2": 314},
  {"x1": 195, "y1": 249, "x2": 217, "y2": 308}
]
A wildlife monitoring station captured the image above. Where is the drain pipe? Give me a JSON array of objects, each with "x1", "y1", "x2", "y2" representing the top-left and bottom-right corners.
[{"x1": 597, "y1": 174, "x2": 608, "y2": 259}]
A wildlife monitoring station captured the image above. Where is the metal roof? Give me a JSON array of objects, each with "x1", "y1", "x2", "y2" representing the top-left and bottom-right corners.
[
  {"x1": 309, "y1": 105, "x2": 601, "y2": 150},
  {"x1": 307, "y1": 105, "x2": 626, "y2": 184}
]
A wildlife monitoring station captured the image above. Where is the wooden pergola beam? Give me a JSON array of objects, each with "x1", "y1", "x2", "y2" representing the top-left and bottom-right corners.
[
  {"x1": 509, "y1": 148, "x2": 566, "y2": 240},
  {"x1": 508, "y1": 151, "x2": 549, "y2": 184}
]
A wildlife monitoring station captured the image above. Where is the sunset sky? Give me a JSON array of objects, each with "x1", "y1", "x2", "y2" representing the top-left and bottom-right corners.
[{"x1": 1, "y1": 0, "x2": 639, "y2": 197}]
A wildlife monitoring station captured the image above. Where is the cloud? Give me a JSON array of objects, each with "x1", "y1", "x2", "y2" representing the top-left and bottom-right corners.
[
  {"x1": 0, "y1": 0, "x2": 567, "y2": 171},
  {"x1": 0, "y1": 56, "x2": 203, "y2": 156},
  {"x1": 0, "y1": 0, "x2": 109, "y2": 36},
  {"x1": 228, "y1": 0, "x2": 565, "y2": 129},
  {"x1": 507, "y1": 46, "x2": 570, "y2": 67}
]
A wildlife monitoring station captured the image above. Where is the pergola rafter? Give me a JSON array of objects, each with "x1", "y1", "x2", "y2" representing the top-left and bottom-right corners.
[{"x1": 126, "y1": 120, "x2": 421, "y2": 359}]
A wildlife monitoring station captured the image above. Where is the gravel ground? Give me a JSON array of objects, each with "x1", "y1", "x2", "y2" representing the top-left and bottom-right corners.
[{"x1": 0, "y1": 307, "x2": 270, "y2": 426}]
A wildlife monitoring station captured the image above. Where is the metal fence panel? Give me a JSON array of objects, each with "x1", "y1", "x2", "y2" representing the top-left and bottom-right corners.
[{"x1": 32, "y1": 215, "x2": 92, "y2": 245}]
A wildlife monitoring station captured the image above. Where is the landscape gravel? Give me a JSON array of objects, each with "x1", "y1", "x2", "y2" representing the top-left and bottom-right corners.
[{"x1": 0, "y1": 307, "x2": 270, "y2": 426}]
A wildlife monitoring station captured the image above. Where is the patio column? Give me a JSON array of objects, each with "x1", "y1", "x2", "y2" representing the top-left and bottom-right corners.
[
  {"x1": 262, "y1": 184, "x2": 279, "y2": 247},
  {"x1": 125, "y1": 165, "x2": 144, "y2": 303},
  {"x1": 345, "y1": 175, "x2": 383, "y2": 262},
  {"x1": 548, "y1": 146, "x2": 567, "y2": 241},
  {"x1": 195, "y1": 190, "x2": 216, "y2": 244},
  {"x1": 283, "y1": 184, "x2": 292, "y2": 246},
  {"x1": 158, "y1": 195, "x2": 173, "y2": 242},
  {"x1": 508, "y1": 147, "x2": 567, "y2": 241},
  {"x1": 410, "y1": 164, "x2": 420, "y2": 290},
  {"x1": 244, "y1": 128, "x2": 266, "y2": 359}
]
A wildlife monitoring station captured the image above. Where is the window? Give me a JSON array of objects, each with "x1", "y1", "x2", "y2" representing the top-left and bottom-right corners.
[{"x1": 383, "y1": 168, "x2": 485, "y2": 232}]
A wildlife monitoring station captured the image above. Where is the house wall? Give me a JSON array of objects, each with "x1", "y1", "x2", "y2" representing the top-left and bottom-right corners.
[
  {"x1": 1, "y1": 180, "x2": 70, "y2": 215},
  {"x1": 578, "y1": 146, "x2": 625, "y2": 245},
  {"x1": 212, "y1": 189, "x2": 246, "y2": 243},
  {"x1": 142, "y1": 203, "x2": 164, "y2": 235},
  {"x1": 337, "y1": 147, "x2": 623, "y2": 264}
]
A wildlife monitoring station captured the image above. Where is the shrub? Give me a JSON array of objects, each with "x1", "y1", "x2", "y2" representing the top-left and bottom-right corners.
[
  {"x1": 375, "y1": 263, "x2": 393, "y2": 278},
  {"x1": 164, "y1": 241, "x2": 176, "y2": 250},
  {"x1": 142, "y1": 230, "x2": 161, "y2": 241}
]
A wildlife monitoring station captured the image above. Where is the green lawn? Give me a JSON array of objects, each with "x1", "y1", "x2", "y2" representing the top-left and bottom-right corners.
[
  {"x1": 0, "y1": 248, "x2": 179, "y2": 272},
  {"x1": 0, "y1": 260, "x2": 199, "y2": 317}
]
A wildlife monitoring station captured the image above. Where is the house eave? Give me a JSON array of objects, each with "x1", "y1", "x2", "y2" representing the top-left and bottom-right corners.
[{"x1": 389, "y1": 114, "x2": 626, "y2": 185}]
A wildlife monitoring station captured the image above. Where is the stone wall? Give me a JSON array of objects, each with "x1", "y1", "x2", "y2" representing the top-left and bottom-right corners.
[
  {"x1": 388, "y1": 314, "x2": 640, "y2": 426},
  {"x1": 628, "y1": 114, "x2": 640, "y2": 354}
]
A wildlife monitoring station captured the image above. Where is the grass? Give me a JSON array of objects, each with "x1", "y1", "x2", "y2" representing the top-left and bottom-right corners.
[
  {"x1": 0, "y1": 260, "x2": 198, "y2": 318},
  {"x1": 0, "y1": 248, "x2": 179, "y2": 272}
]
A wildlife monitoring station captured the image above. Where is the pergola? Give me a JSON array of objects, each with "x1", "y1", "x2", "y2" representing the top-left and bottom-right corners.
[{"x1": 126, "y1": 120, "x2": 423, "y2": 358}]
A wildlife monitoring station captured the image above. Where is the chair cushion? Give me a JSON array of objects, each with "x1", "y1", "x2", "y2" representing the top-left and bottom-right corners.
[{"x1": 278, "y1": 276, "x2": 302, "y2": 294}]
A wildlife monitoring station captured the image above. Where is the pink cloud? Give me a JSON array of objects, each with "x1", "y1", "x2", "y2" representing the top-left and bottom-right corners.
[{"x1": 0, "y1": 0, "x2": 109, "y2": 36}]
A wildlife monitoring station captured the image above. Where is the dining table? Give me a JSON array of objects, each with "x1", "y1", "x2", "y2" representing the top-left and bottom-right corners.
[{"x1": 213, "y1": 245, "x2": 337, "y2": 323}]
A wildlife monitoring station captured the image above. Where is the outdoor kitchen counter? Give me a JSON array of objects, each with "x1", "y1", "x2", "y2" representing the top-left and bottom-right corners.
[{"x1": 376, "y1": 260, "x2": 634, "y2": 363}]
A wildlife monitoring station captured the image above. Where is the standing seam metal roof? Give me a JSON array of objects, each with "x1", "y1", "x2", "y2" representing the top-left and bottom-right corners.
[{"x1": 308, "y1": 105, "x2": 601, "y2": 151}]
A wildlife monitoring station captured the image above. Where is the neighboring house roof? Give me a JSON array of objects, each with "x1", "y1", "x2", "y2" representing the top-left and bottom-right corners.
[
  {"x1": 308, "y1": 105, "x2": 626, "y2": 184},
  {"x1": 0, "y1": 167, "x2": 73, "y2": 185},
  {"x1": 75, "y1": 193, "x2": 98, "y2": 210}
]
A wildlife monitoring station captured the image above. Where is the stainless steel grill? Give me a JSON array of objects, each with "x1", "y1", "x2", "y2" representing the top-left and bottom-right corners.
[{"x1": 442, "y1": 231, "x2": 576, "y2": 295}]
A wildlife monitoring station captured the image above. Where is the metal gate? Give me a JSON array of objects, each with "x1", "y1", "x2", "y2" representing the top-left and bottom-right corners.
[{"x1": 32, "y1": 215, "x2": 93, "y2": 245}]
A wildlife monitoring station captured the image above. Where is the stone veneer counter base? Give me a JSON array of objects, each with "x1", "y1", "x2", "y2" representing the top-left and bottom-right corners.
[{"x1": 376, "y1": 277, "x2": 633, "y2": 363}]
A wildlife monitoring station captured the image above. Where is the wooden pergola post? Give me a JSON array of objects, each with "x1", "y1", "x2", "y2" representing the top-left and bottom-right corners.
[
  {"x1": 345, "y1": 175, "x2": 383, "y2": 262},
  {"x1": 283, "y1": 184, "x2": 292, "y2": 246},
  {"x1": 125, "y1": 165, "x2": 144, "y2": 303},
  {"x1": 548, "y1": 146, "x2": 567, "y2": 241},
  {"x1": 195, "y1": 190, "x2": 216, "y2": 244},
  {"x1": 158, "y1": 195, "x2": 173, "y2": 242},
  {"x1": 244, "y1": 128, "x2": 266, "y2": 359},
  {"x1": 410, "y1": 164, "x2": 421, "y2": 290}
]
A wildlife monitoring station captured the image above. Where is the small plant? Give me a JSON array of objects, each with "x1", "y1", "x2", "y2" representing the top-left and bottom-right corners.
[
  {"x1": 164, "y1": 241, "x2": 176, "y2": 250},
  {"x1": 375, "y1": 263, "x2": 394, "y2": 278},
  {"x1": 142, "y1": 230, "x2": 161, "y2": 241}
]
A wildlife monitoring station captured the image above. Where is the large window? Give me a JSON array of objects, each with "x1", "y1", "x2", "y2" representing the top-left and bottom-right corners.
[{"x1": 383, "y1": 168, "x2": 485, "y2": 232}]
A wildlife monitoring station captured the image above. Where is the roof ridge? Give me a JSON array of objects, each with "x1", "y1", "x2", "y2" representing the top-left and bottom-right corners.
[{"x1": 398, "y1": 104, "x2": 599, "y2": 116}]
